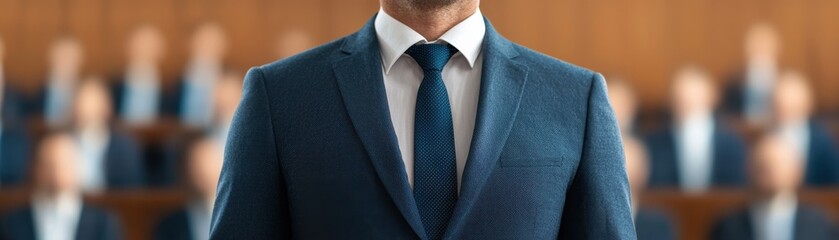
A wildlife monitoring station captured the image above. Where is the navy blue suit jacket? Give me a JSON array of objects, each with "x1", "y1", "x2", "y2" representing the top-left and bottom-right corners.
[
  {"x1": 0, "y1": 204, "x2": 123, "y2": 240},
  {"x1": 101, "y1": 130, "x2": 146, "y2": 188},
  {"x1": 635, "y1": 208, "x2": 676, "y2": 240},
  {"x1": 210, "y1": 17, "x2": 634, "y2": 239},
  {"x1": 0, "y1": 123, "x2": 31, "y2": 187},
  {"x1": 645, "y1": 118, "x2": 748, "y2": 188},
  {"x1": 155, "y1": 208, "x2": 193, "y2": 240},
  {"x1": 711, "y1": 204, "x2": 839, "y2": 240},
  {"x1": 802, "y1": 122, "x2": 839, "y2": 186}
]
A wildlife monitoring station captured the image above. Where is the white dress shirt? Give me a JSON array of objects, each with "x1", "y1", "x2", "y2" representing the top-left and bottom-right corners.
[
  {"x1": 44, "y1": 74, "x2": 76, "y2": 127},
  {"x1": 744, "y1": 62, "x2": 777, "y2": 125},
  {"x1": 181, "y1": 59, "x2": 221, "y2": 128},
  {"x1": 75, "y1": 128, "x2": 111, "y2": 193},
  {"x1": 750, "y1": 193, "x2": 797, "y2": 240},
  {"x1": 374, "y1": 9, "x2": 485, "y2": 189},
  {"x1": 775, "y1": 122, "x2": 810, "y2": 164},
  {"x1": 675, "y1": 114, "x2": 715, "y2": 193},
  {"x1": 122, "y1": 63, "x2": 161, "y2": 125},
  {"x1": 32, "y1": 192, "x2": 83, "y2": 240}
]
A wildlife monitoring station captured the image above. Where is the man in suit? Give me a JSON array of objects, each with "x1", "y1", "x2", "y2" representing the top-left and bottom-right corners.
[
  {"x1": 71, "y1": 78, "x2": 145, "y2": 192},
  {"x1": 211, "y1": 0, "x2": 634, "y2": 239},
  {"x1": 112, "y1": 24, "x2": 167, "y2": 126},
  {"x1": 722, "y1": 23, "x2": 780, "y2": 127},
  {"x1": 624, "y1": 136, "x2": 676, "y2": 240},
  {"x1": 166, "y1": 22, "x2": 228, "y2": 129},
  {"x1": 769, "y1": 70, "x2": 839, "y2": 186},
  {"x1": 0, "y1": 132, "x2": 123, "y2": 240},
  {"x1": 0, "y1": 36, "x2": 32, "y2": 187},
  {"x1": 645, "y1": 66, "x2": 748, "y2": 192},
  {"x1": 33, "y1": 36, "x2": 84, "y2": 127},
  {"x1": 711, "y1": 135, "x2": 838, "y2": 240},
  {"x1": 156, "y1": 136, "x2": 223, "y2": 240}
]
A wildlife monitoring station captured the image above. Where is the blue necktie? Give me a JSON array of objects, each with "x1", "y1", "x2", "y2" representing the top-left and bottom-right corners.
[{"x1": 407, "y1": 43, "x2": 458, "y2": 240}]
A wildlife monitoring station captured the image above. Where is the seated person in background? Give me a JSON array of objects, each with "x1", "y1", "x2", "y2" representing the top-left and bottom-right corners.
[
  {"x1": 625, "y1": 136, "x2": 676, "y2": 240},
  {"x1": 33, "y1": 36, "x2": 84, "y2": 127},
  {"x1": 166, "y1": 22, "x2": 228, "y2": 129},
  {"x1": 0, "y1": 36, "x2": 32, "y2": 187},
  {"x1": 112, "y1": 24, "x2": 167, "y2": 126},
  {"x1": 770, "y1": 71, "x2": 839, "y2": 186},
  {"x1": 0, "y1": 35, "x2": 25, "y2": 122},
  {"x1": 209, "y1": 70, "x2": 242, "y2": 148},
  {"x1": 711, "y1": 135, "x2": 838, "y2": 240},
  {"x1": 0, "y1": 132, "x2": 123, "y2": 240},
  {"x1": 606, "y1": 77, "x2": 640, "y2": 135},
  {"x1": 155, "y1": 136, "x2": 223, "y2": 240},
  {"x1": 722, "y1": 23, "x2": 781, "y2": 127},
  {"x1": 646, "y1": 66, "x2": 748, "y2": 192},
  {"x1": 71, "y1": 78, "x2": 144, "y2": 192}
]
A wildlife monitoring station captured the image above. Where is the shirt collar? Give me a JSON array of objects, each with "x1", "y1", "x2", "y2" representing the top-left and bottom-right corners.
[{"x1": 374, "y1": 8, "x2": 486, "y2": 74}]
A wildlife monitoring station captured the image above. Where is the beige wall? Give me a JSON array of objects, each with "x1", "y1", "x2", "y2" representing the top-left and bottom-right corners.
[{"x1": 1, "y1": 0, "x2": 838, "y2": 110}]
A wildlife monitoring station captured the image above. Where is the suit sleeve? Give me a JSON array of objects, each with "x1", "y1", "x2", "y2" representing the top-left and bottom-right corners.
[
  {"x1": 556, "y1": 73, "x2": 636, "y2": 239},
  {"x1": 210, "y1": 67, "x2": 291, "y2": 239}
]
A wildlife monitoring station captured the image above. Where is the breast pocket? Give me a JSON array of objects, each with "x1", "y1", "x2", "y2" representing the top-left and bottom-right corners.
[{"x1": 500, "y1": 157, "x2": 564, "y2": 167}]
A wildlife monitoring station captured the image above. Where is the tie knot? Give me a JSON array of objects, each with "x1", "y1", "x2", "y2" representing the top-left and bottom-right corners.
[{"x1": 405, "y1": 44, "x2": 458, "y2": 72}]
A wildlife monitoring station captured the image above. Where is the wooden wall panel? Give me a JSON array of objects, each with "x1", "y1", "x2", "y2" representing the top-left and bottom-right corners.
[{"x1": 0, "y1": 0, "x2": 837, "y2": 110}]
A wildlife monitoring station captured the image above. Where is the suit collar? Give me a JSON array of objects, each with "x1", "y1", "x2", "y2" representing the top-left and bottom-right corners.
[{"x1": 335, "y1": 16, "x2": 526, "y2": 240}]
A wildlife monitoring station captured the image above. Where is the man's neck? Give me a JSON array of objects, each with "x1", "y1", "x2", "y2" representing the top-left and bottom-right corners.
[{"x1": 380, "y1": 1, "x2": 479, "y2": 40}]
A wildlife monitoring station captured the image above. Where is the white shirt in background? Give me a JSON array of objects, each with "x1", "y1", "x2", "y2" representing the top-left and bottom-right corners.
[
  {"x1": 750, "y1": 193, "x2": 798, "y2": 240},
  {"x1": 181, "y1": 59, "x2": 221, "y2": 128},
  {"x1": 775, "y1": 122, "x2": 810, "y2": 165},
  {"x1": 374, "y1": 8, "x2": 485, "y2": 189},
  {"x1": 744, "y1": 62, "x2": 777, "y2": 126},
  {"x1": 32, "y1": 192, "x2": 83, "y2": 240},
  {"x1": 76, "y1": 128, "x2": 110, "y2": 193},
  {"x1": 122, "y1": 63, "x2": 161, "y2": 125},
  {"x1": 675, "y1": 114, "x2": 715, "y2": 193},
  {"x1": 187, "y1": 199, "x2": 213, "y2": 240}
]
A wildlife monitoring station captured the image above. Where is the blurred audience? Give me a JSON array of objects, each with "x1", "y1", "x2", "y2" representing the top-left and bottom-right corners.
[
  {"x1": 72, "y1": 78, "x2": 144, "y2": 192},
  {"x1": 112, "y1": 24, "x2": 167, "y2": 126},
  {"x1": 646, "y1": 66, "x2": 748, "y2": 192},
  {"x1": 155, "y1": 136, "x2": 223, "y2": 240},
  {"x1": 607, "y1": 77, "x2": 639, "y2": 134},
  {"x1": 171, "y1": 22, "x2": 228, "y2": 129},
  {"x1": 0, "y1": 132, "x2": 123, "y2": 240},
  {"x1": 34, "y1": 36, "x2": 85, "y2": 127},
  {"x1": 711, "y1": 135, "x2": 838, "y2": 240},
  {"x1": 210, "y1": 70, "x2": 243, "y2": 149},
  {"x1": 723, "y1": 23, "x2": 781, "y2": 126},
  {"x1": 625, "y1": 136, "x2": 677, "y2": 240},
  {"x1": 0, "y1": 36, "x2": 32, "y2": 188},
  {"x1": 0, "y1": 36, "x2": 25, "y2": 122},
  {"x1": 275, "y1": 29, "x2": 315, "y2": 59},
  {"x1": 769, "y1": 71, "x2": 839, "y2": 186}
]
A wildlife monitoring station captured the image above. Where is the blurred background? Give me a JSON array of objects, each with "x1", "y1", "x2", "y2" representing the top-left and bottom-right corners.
[{"x1": 0, "y1": 0, "x2": 839, "y2": 240}]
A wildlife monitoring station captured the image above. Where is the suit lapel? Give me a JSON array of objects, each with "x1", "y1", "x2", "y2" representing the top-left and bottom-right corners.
[
  {"x1": 444, "y1": 18, "x2": 528, "y2": 237},
  {"x1": 332, "y1": 17, "x2": 427, "y2": 240}
]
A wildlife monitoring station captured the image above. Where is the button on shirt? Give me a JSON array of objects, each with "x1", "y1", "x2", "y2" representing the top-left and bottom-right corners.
[{"x1": 374, "y1": 8, "x2": 485, "y2": 189}]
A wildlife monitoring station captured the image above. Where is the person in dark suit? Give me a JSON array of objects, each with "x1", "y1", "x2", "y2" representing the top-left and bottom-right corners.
[
  {"x1": 711, "y1": 135, "x2": 839, "y2": 240},
  {"x1": 111, "y1": 24, "x2": 167, "y2": 126},
  {"x1": 0, "y1": 133, "x2": 123, "y2": 240},
  {"x1": 156, "y1": 136, "x2": 224, "y2": 240},
  {"x1": 624, "y1": 136, "x2": 676, "y2": 240},
  {"x1": 646, "y1": 66, "x2": 748, "y2": 192},
  {"x1": 0, "y1": 36, "x2": 32, "y2": 187},
  {"x1": 31, "y1": 36, "x2": 84, "y2": 127},
  {"x1": 164, "y1": 22, "x2": 227, "y2": 129},
  {"x1": 769, "y1": 70, "x2": 839, "y2": 186},
  {"x1": 210, "y1": 0, "x2": 635, "y2": 239},
  {"x1": 71, "y1": 78, "x2": 145, "y2": 192},
  {"x1": 721, "y1": 23, "x2": 780, "y2": 127}
]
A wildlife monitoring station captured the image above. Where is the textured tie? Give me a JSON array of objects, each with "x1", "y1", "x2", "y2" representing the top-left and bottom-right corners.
[{"x1": 407, "y1": 43, "x2": 459, "y2": 240}]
